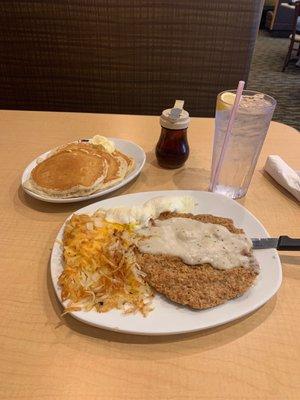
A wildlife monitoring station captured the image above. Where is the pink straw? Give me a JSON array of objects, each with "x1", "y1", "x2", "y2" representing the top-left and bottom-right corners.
[{"x1": 210, "y1": 80, "x2": 245, "y2": 192}]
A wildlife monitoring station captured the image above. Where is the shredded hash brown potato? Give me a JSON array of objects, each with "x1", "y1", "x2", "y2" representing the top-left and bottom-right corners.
[{"x1": 58, "y1": 212, "x2": 153, "y2": 316}]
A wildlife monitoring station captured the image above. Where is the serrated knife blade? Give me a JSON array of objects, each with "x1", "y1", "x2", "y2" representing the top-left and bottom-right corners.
[
  {"x1": 252, "y1": 236, "x2": 300, "y2": 251},
  {"x1": 252, "y1": 238, "x2": 279, "y2": 249}
]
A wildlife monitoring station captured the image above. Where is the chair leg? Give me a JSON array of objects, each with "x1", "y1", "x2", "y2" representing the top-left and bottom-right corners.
[
  {"x1": 282, "y1": 40, "x2": 294, "y2": 72},
  {"x1": 297, "y1": 43, "x2": 300, "y2": 57}
]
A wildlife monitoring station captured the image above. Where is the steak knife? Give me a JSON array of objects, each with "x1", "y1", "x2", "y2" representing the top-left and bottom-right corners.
[{"x1": 252, "y1": 236, "x2": 300, "y2": 250}]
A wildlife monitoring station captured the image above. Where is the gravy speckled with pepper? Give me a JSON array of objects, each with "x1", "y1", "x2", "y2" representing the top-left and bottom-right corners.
[{"x1": 136, "y1": 217, "x2": 256, "y2": 270}]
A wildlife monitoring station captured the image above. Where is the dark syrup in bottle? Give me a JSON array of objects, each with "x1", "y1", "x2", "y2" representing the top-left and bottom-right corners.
[
  {"x1": 156, "y1": 127, "x2": 189, "y2": 169},
  {"x1": 155, "y1": 100, "x2": 190, "y2": 169}
]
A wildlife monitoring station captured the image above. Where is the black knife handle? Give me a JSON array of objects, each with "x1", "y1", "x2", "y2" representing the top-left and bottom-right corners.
[{"x1": 277, "y1": 236, "x2": 300, "y2": 251}]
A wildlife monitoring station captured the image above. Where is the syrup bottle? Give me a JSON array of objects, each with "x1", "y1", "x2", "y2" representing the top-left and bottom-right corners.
[{"x1": 156, "y1": 100, "x2": 190, "y2": 169}]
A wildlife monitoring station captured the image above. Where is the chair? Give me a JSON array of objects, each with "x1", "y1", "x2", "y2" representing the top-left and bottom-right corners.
[
  {"x1": 0, "y1": 1, "x2": 263, "y2": 116},
  {"x1": 265, "y1": 0, "x2": 295, "y2": 36},
  {"x1": 282, "y1": 1, "x2": 300, "y2": 71}
]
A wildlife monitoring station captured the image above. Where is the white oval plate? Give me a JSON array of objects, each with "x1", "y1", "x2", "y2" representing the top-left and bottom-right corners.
[
  {"x1": 22, "y1": 138, "x2": 146, "y2": 203},
  {"x1": 51, "y1": 190, "x2": 282, "y2": 335}
]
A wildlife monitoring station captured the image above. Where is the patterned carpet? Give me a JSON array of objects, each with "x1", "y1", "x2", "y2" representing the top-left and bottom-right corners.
[{"x1": 248, "y1": 31, "x2": 300, "y2": 131}]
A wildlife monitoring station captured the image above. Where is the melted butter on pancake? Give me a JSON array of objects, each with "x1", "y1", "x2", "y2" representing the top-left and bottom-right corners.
[{"x1": 90, "y1": 135, "x2": 116, "y2": 153}]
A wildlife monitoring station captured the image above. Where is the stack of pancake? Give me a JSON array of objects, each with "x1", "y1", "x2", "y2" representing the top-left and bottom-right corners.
[{"x1": 24, "y1": 137, "x2": 135, "y2": 198}]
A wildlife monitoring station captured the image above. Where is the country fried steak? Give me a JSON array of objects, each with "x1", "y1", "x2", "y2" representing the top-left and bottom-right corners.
[{"x1": 135, "y1": 212, "x2": 258, "y2": 310}]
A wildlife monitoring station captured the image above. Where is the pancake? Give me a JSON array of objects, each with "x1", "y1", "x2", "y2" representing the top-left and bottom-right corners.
[
  {"x1": 99, "y1": 152, "x2": 127, "y2": 186},
  {"x1": 101, "y1": 155, "x2": 128, "y2": 188},
  {"x1": 113, "y1": 150, "x2": 135, "y2": 174},
  {"x1": 135, "y1": 212, "x2": 258, "y2": 310},
  {"x1": 61, "y1": 142, "x2": 105, "y2": 155},
  {"x1": 61, "y1": 142, "x2": 128, "y2": 189},
  {"x1": 25, "y1": 139, "x2": 134, "y2": 198},
  {"x1": 27, "y1": 150, "x2": 108, "y2": 197}
]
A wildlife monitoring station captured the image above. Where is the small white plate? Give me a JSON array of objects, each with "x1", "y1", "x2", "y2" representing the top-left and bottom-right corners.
[
  {"x1": 21, "y1": 138, "x2": 146, "y2": 203},
  {"x1": 51, "y1": 190, "x2": 282, "y2": 335}
]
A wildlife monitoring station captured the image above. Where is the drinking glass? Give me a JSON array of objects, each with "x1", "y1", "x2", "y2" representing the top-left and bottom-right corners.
[{"x1": 210, "y1": 90, "x2": 276, "y2": 199}]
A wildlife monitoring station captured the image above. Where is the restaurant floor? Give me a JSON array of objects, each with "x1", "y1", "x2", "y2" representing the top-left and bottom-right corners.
[{"x1": 248, "y1": 30, "x2": 300, "y2": 131}]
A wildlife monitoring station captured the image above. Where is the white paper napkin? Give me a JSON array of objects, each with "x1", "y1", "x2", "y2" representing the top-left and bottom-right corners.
[{"x1": 264, "y1": 155, "x2": 300, "y2": 202}]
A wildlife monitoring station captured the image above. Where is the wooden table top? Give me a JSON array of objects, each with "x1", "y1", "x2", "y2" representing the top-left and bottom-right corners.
[{"x1": 0, "y1": 110, "x2": 299, "y2": 400}]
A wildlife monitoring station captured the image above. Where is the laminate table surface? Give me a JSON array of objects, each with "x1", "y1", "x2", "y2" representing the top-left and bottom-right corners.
[{"x1": 0, "y1": 111, "x2": 299, "y2": 399}]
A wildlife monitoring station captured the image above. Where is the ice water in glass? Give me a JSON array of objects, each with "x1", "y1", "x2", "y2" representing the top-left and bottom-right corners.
[{"x1": 210, "y1": 90, "x2": 276, "y2": 199}]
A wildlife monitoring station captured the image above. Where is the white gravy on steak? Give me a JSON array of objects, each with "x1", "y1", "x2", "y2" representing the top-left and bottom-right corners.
[{"x1": 136, "y1": 217, "x2": 256, "y2": 270}]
